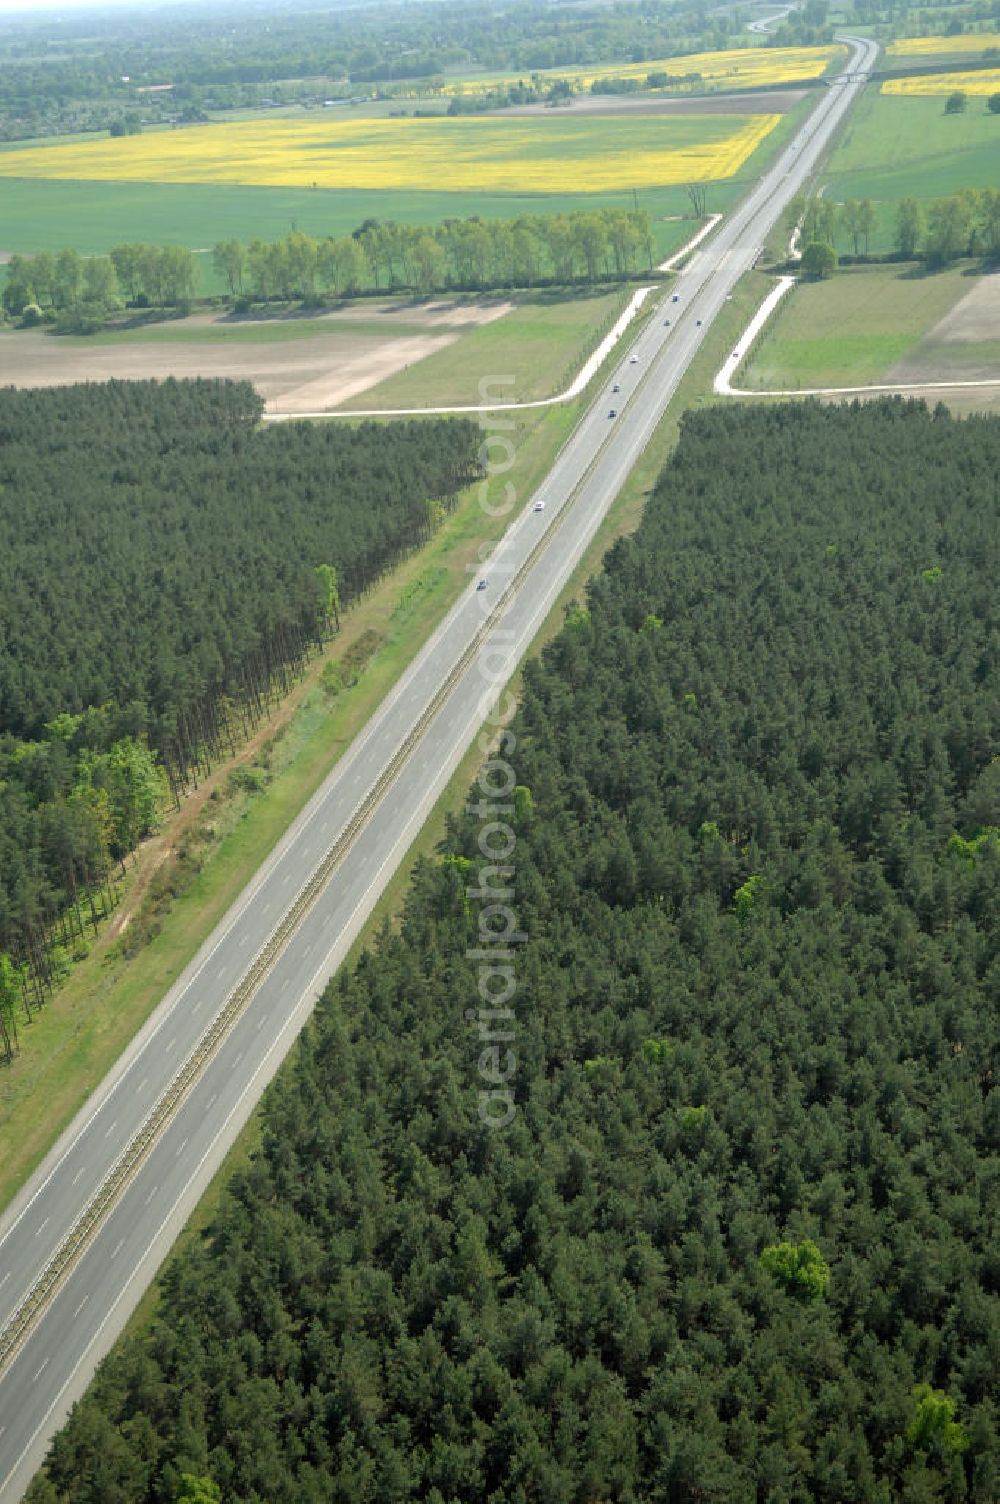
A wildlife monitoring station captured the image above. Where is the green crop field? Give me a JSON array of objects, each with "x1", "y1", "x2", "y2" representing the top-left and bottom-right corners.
[
  {"x1": 0, "y1": 177, "x2": 705, "y2": 280},
  {"x1": 822, "y1": 86, "x2": 1000, "y2": 250},
  {"x1": 743, "y1": 263, "x2": 972, "y2": 388},
  {"x1": 0, "y1": 97, "x2": 809, "y2": 271},
  {"x1": 341, "y1": 286, "x2": 632, "y2": 407}
]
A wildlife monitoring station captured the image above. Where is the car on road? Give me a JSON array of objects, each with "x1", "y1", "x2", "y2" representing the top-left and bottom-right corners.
[
  {"x1": 664, "y1": 318, "x2": 670, "y2": 325},
  {"x1": 612, "y1": 382, "x2": 620, "y2": 392},
  {"x1": 629, "y1": 355, "x2": 638, "y2": 364},
  {"x1": 671, "y1": 293, "x2": 680, "y2": 302},
  {"x1": 533, "y1": 501, "x2": 545, "y2": 512},
  {"x1": 477, "y1": 578, "x2": 487, "y2": 590},
  {"x1": 608, "y1": 408, "x2": 617, "y2": 418},
  {"x1": 696, "y1": 318, "x2": 702, "y2": 326}
]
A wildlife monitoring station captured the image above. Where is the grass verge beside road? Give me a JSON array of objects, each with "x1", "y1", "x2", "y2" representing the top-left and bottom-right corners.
[{"x1": 0, "y1": 395, "x2": 581, "y2": 1217}]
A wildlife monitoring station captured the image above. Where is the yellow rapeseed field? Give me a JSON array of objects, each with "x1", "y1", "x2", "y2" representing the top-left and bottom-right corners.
[
  {"x1": 443, "y1": 43, "x2": 843, "y2": 96},
  {"x1": 882, "y1": 67, "x2": 1000, "y2": 96},
  {"x1": 887, "y1": 33, "x2": 1000, "y2": 55},
  {"x1": 0, "y1": 113, "x2": 781, "y2": 193}
]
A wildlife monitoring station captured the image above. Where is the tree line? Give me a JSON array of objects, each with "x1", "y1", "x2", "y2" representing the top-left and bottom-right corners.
[
  {"x1": 3, "y1": 209, "x2": 658, "y2": 331},
  {"x1": 28, "y1": 398, "x2": 1000, "y2": 1501},
  {"x1": 0, "y1": 379, "x2": 481, "y2": 1014},
  {"x1": 789, "y1": 188, "x2": 1000, "y2": 268},
  {"x1": 2, "y1": 244, "x2": 199, "y2": 330}
]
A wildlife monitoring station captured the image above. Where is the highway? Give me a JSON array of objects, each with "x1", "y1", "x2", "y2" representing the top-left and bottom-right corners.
[{"x1": 0, "y1": 33, "x2": 877, "y2": 1502}]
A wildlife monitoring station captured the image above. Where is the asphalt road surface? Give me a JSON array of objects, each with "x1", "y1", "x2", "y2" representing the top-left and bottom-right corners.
[{"x1": 0, "y1": 33, "x2": 877, "y2": 1502}]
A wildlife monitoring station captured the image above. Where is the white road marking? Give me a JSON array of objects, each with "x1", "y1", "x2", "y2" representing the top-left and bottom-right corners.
[
  {"x1": 31, "y1": 1360, "x2": 49, "y2": 1384},
  {"x1": 0, "y1": 1270, "x2": 10, "y2": 1288},
  {"x1": 71, "y1": 1168, "x2": 84, "y2": 1186},
  {"x1": 280, "y1": 977, "x2": 291, "y2": 991},
  {"x1": 110, "y1": 1239, "x2": 124, "y2": 1260},
  {"x1": 239, "y1": 933, "x2": 249, "y2": 947},
  {"x1": 104, "y1": 1120, "x2": 118, "y2": 1139},
  {"x1": 217, "y1": 966, "x2": 227, "y2": 979},
  {"x1": 144, "y1": 1185, "x2": 159, "y2": 1206},
  {"x1": 165, "y1": 1036, "x2": 176, "y2": 1053},
  {"x1": 207, "y1": 1093, "x2": 217, "y2": 1109},
  {"x1": 176, "y1": 1137, "x2": 189, "y2": 1157},
  {"x1": 233, "y1": 1052, "x2": 243, "y2": 1067},
  {"x1": 73, "y1": 1295, "x2": 90, "y2": 1319},
  {"x1": 34, "y1": 1218, "x2": 49, "y2": 1238},
  {"x1": 192, "y1": 1000, "x2": 203, "y2": 1013},
  {"x1": 135, "y1": 1077, "x2": 148, "y2": 1096},
  {"x1": 282, "y1": 871, "x2": 293, "y2": 885}
]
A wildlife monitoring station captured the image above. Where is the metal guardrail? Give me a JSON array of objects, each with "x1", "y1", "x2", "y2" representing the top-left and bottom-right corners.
[{"x1": 0, "y1": 361, "x2": 636, "y2": 1378}]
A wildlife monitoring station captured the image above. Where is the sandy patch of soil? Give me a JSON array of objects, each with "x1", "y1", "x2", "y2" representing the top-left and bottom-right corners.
[
  {"x1": 502, "y1": 88, "x2": 805, "y2": 116},
  {"x1": 212, "y1": 297, "x2": 512, "y2": 331},
  {"x1": 413, "y1": 299, "x2": 513, "y2": 327},
  {"x1": 0, "y1": 326, "x2": 462, "y2": 412},
  {"x1": 915, "y1": 271, "x2": 1000, "y2": 344},
  {"x1": 888, "y1": 272, "x2": 1000, "y2": 384}
]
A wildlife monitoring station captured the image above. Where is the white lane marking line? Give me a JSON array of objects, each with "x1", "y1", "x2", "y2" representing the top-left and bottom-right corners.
[
  {"x1": 32, "y1": 1359, "x2": 49, "y2": 1384},
  {"x1": 302, "y1": 944, "x2": 312, "y2": 959},
  {"x1": 110, "y1": 1239, "x2": 124, "y2": 1260},
  {"x1": 0, "y1": 1271, "x2": 10, "y2": 1287},
  {"x1": 282, "y1": 871, "x2": 293, "y2": 885},
  {"x1": 192, "y1": 999, "x2": 203, "y2": 1013},
  {"x1": 34, "y1": 1218, "x2": 49, "y2": 1238},
  {"x1": 262, "y1": 901, "x2": 272, "y2": 915},
  {"x1": 135, "y1": 1077, "x2": 148, "y2": 1096},
  {"x1": 144, "y1": 1184, "x2": 159, "y2": 1205},
  {"x1": 207, "y1": 1093, "x2": 217, "y2": 1109},
  {"x1": 104, "y1": 1120, "x2": 119, "y2": 1139},
  {"x1": 73, "y1": 1295, "x2": 89, "y2": 1319},
  {"x1": 239, "y1": 933, "x2": 249, "y2": 947},
  {"x1": 217, "y1": 966, "x2": 227, "y2": 979},
  {"x1": 257, "y1": 1016, "x2": 266, "y2": 1031},
  {"x1": 71, "y1": 1167, "x2": 84, "y2": 1186},
  {"x1": 176, "y1": 1137, "x2": 189, "y2": 1158},
  {"x1": 233, "y1": 1052, "x2": 243, "y2": 1067},
  {"x1": 280, "y1": 977, "x2": 290, "y2": 991},
  {"x1": 165, "y1": 1036, "x2": 176, "y2": 1053}
]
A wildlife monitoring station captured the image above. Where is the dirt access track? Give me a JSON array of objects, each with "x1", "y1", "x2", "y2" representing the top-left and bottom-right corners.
[{"x1": 0, "y1": 299, "x2": 512, "y2": 414}]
